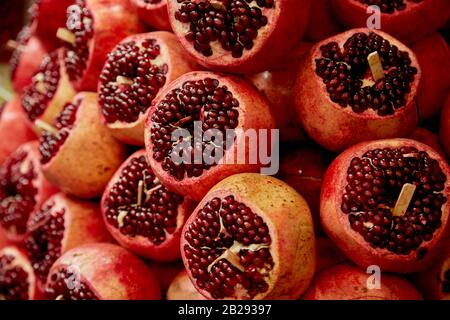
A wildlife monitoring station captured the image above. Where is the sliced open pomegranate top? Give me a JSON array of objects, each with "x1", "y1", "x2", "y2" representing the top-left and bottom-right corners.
[
  {"x1": 104, "y1": 154, "x2": 184, "y2": 244},
  {"x1": 356, "y1": 0, "x2": 423, "y2": 14},
  {"x1": 9, "y1": 26, "x2": 32, "y2": 80},
  {"x1": 46, "y1": 267, "x2": 99, "y2": 300},
  {"x1": 150, "y1": 77, "x2": 240, "y2": 180},
  {"x1": 99, "y1": 38, "x2": 168, "y2": 124},
  {"x1": 22, "y1": 51, "x2": 61, "y2": 122},
  {"x1": 0, "y1": 249, "x2": 32, "y2": 300},
  {"x1": 183, "y1": 195, "x2": 274, "y2": 299},
  {"x1": 315, "y1": 31, "x2": 418, "y2": 115},
  {"x1": 0, "y1": 149, "x2": 37, "y2": 236},
  {"x1": 341, "y1": 146, "x2": 447, "y2": 257}
]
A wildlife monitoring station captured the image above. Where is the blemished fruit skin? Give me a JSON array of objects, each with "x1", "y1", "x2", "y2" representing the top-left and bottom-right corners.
[{"x1": 440, "y1": 95, "x2": 450, "y2": 158}]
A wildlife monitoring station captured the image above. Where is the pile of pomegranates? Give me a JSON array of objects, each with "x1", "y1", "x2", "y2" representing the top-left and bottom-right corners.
[{"x1": 0, "y1": 0, "x2": 449, "y2": 301}]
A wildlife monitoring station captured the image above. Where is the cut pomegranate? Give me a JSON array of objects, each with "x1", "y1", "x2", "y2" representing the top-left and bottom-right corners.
[
  {"x1": 315, "y1": 236, "x2": 348, "y2": 272},
  {"x1": 167, "y1": 0, "x2": 313, "y2": 74},
  {"x1": 21, "y1": 49, "x2": 76, "y2": 133},
  {"x1": 303, "y1": 263, "x2": 423, "y2": 300},
  {"x1": 321, "y1": 139, "x2": 450, "y2": 273},
  {"x1": 295, "y1": 29, "x2": 420, "y2": 152},
  {"x1": 332, "y1": 0, "x2": 450, "y2": 44},
  {"x1": 145, "y1": 71, "x2": 276, "y2": 201},
  {"x1": 0, "y1": 96, "x2": 36, "y2": 165},
  {"x1": 413, "y1": 249, "x2": 450, "y2": 299},
  {"x1": 98, "y1": 31, "x2": 199, "y2": 146},
  {"x1": 167, "y1": 269, "x2": 206, "y2": 300},
  {"x1": 131, "y1": 0, "x2": 172, "y2": 31},
  {"x1": 45, "y1": 243, "x2": 162, "y2": 300},
  {"x1": 181, "y1": 173, "x2": 315, "y2": 300},
  {"x1": 440, "y1": 95, "x2": 450, "y2": 158},
  {"x1": 24, "y1": 193, "x2": 112, "y2": 291},
  {"x1": 39, "y1": 92, "x2": 127, "y2": 199},
  {"x1": 101, "y1": 149, "x2": 196, "y2": 261},
  {"x1": 304, "y1": 0, "x2": 343, "y2": 42},
  {"x1": 0, "y1": 142, "x2": 57, "y2": 243},
  {"x1": 410, "y1": 128, "x2": 447, "y2": 159},
  {"x1": 0, "y1": 246, "x2": 43, "y2": 300},
  {"x1": 58, "y1": 0, "x2": 143, "y2": 91}
]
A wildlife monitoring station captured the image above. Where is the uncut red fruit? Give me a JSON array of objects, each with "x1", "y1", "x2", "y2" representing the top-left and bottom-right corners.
[
  {"x1": 181, "y1": 173, "x2": 316, "y2": 300},
  {"x1": 45, "y1": 243, "x2": 162, "y2": 300},
  {"x1": 412, "y1": 32, "x2": 450, "y2": 119},
  {"x1": 304, "y1": 0, "x2": 343, "y2": 42},
  {"x1": 57, "y1": 0, "x2": 143, "y2": 91},
  {"x1": 21, "y1": 49, "x2": 76, "y2": 134},
  {"x1": 9, "y1": 27, "x2": 47, "y2": 94},
  {"x1": 0, "y1": 96, "x2": 36, "y2": 165},
  {"x1": 167, "y1": 269, "x2": 206, "y2": 300},
  {"x1": 303, "y1": 263, "x2": 423, "y2": 300},
  {"x1": 131, "y1": 0, "x2": 172, "y2": 31},
  {"x1": 146, "y1": 260, "x2": 184, "y2": 294},
  {"x1": 315, "y1": 236, "x2": 348, "y2": 272},
  {"x1": 295, "y1": 29, "x2": 421, "y2": 152},
  {"x1": 413, "y1": 249, "x2": 450, "y2": 299},
  {"x1": 321, "y1": 139, "x2": 450, "y2": 273},
  {"x1": 39, "y1": 92, "x2": 127, "y2": 199},
  {"x1": 0, "y1": 142, "x2": 57, "y2": 243},
  {"x1": 145, "y1": 71, "x2": 276, "y2": 202},
  {"x1": 98, "y1": 31, "x2": 200, "y2": 146},
  {"x1": 332, "y1": 0, "x2": 450, "y2": 44},
  {"x1": 24, "y1": 193, "x2": 113, "y2": 292},
  {"x1": 0, "y1": 246, "x2": 44, "y2": 300},
  {"x1": 167, "y1": 0, "x2": 313, "y2": 74},
  {"x1": 101, "y1": 149, "x2": 196, "y2": 261},
  {"x1": 410, "y1": 128, "x2": 447, "y2": 159},
  {"x1": 440, "y1": 95, "x2": 450, "y2": 157}
]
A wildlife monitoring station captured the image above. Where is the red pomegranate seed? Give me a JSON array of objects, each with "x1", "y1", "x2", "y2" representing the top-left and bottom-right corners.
[
  {"x1": 45, "y1": 267, "x2": 98, "y2": 300},
  {"x1": 0, "y1": 253, "x2": 30, "y2": 300}
]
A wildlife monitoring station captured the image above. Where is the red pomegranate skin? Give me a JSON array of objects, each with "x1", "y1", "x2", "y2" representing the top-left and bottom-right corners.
[
  {"x1": 146, "y1": 260, "x2": 184, "y2": 294},
  {"x1": 304, "y1": 0, "x2": 343, "y2": 42},
  {"x1": 315, "y1": 236, "x2": 348, "y2": 272},
  {"x1": 0, "y1": 230, "x2": 8, "y2": 250},
  {"x1": 303, "y1": 263, "x2": 423, "y2": 300},
  {"x1": 131, "y1": 0, "x2": 172, "y2": 31},
  {"x1": 413, "y1": 250, "x2": 450, "y2": 300},
  {"x1": 295, "y1": 28, "x2": 420, "y2": 152},
  {"x1": 321, "y1": 139, "x2": 450, "y2": 273},
  {"x1": 441, "y1": 95, "x2": 450, "y2": 157},
  {"x1": 167, "y1": 269, "x2": 206, "y2": 300},
  {"x1": 410, "y1": 128, "x2": 447, "y2": 159},
  {"x1": 332, "y1": 0, "x2": 450, "y2": 44},
  {"x1": 412, "y1": 32, "x2": 450, "y2": 120},
  {"x1": 46, "y1": 243, "x2": 162, "y2": 300},
  {"x1": 0, "y1": 96, "x2": 36, "y2": 165}
]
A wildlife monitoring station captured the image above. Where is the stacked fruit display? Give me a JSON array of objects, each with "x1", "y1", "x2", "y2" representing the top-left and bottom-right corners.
[{"x1": 0, "y1": 0, "x2": 449, "y2": 301}]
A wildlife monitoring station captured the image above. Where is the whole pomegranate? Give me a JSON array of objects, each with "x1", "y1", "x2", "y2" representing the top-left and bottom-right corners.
[
  {"x1": 101, "y1": 149, "x2": 196, "y2": 261},
  {"x1": 131, "y1": 0, "x2": 172, "y2": 31},
  {"x1": 181, "y1": 173, "x2": 316, "y2": 300},
  {"x1": 144, "y1": 71, "x2": 276, "y2": 201},
  {"x1": 321, "y1": 139, "x2": 450, "y2": 273},
  {"x1": 440, "y1": 94, "x2": 450, "y2": 157},
  {"x1": 295, "y1": 29, "x2": 421, "y2": 152},
  {"x1": 413, "y1": 249, "x2": 450, "y2": 299},
  {"x1": 303, "y1": 263, "x2": 423, "y2": 300},
  {"x1": 45, "y1": 243, "x2": 162, "y2": 300},
  {"x1": 410, "y1": 128, "x2": 447, "y2": 159},
  {"x1": 304, "y1": 0, "x2": 343, "y2": 42},
  {"x1": 167, "y1": 0, "x2": 312, "y2": 74},
  {"x1": 167, "y1": 269, "x2": 206, "y2": 300}
]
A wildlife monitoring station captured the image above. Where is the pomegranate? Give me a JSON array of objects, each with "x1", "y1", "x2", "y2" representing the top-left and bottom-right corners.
[
  {"x1": 295, "y1": 29, "x2": 420, "y2": 152},
  {"x1": 412, "y1": 32, "x2": 450, "y2": 119},
  {"x1": 0, "y1": 230, "x2": 8, "y2": 249},
  {"x1": 316, "y1": 236, "x2": 348, "y2": 272},
  {"x1": 21, "y1": 49, "x2": 76, "y2": 133},
  {"x1": 321, "y1": 138, "x2": 450, "y2": 273},
  {"x1": 167, "y1": 269, "x2": 206, "y2": 300},
  {"x1": 303, "y1": 263, "x2": 423, "y2": 300},
  {"x1": 131, "y1": 0, "x2": 172, "y2": 31},
  {"x1": 167, "y1": 0, "x2": 312, "y2": 74},
  {"x1": 57, "y1": 0, "x2": 143, "y2": 91},
  {"x1": 410, "y1": 127, "x2": 447, "y2": 159},
  {"x1": 0, "y1": 142, "x2": 57, "y2": 243},
  {"x1": 39, "y1": 92, "x2": 127, "y2": 199},
  {"x1": 332, "y1": 0, "x2": 450, "y2": 44},
  {"x1": 181, "y1": 173, "x2": 316, "y2": 300},
  {"x1": 145, "y1": 71, "x2": 276, "y2": 201},
  {"x1": 413, "y1": 249, "x2": 450, "y2": 299},
  {"x1": 0, "y1": 96, "x2": 36, "y2": 165},
  {"x1": 304, "y1": 0, "x2": 343, "y2": 42},
  {"x1": 0, "y1": 246, "x2": 43, "y2": 300},
  {"x1": 101, "y1": 149, "x2": 196, "y2": 261},
  {"x1": 98, "y1": 31, "x2": 200, "y2": 146},
  {"x1": 45, "y1": 243, "x2": 162, "y2": 300},
  {"x1": 9, "y1": 27, "x2": 48, "y2": 94},
  {"x1": 146, "y1": 260, "x2": 185, "y2": 294},
  {"x1": 440, "y1": 94, "x2": 450, "y2": 157},
  {"x1": 24, "y1": 193, "x2": 113, "y2": 291}
]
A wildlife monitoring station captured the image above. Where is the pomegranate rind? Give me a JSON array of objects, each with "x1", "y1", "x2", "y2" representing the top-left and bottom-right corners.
[
  {"x1": 315, "y1": 236, "x2": 348, "y2": 272},
  {"x1": 167, "y1": 269, "x2": 206, "y2": 300},
  {"x1": 410, "y1": 128, "x2": 447, "y2": 160},
  {"x1": 413, "y1": 253, "x2": 450, "y2": 300},
  {"x1": 131, "y1": 0, "x2": 172, "y2": 31},
  {"x1": 440, "y1": 95, "x2": 450, "y2": 158}
]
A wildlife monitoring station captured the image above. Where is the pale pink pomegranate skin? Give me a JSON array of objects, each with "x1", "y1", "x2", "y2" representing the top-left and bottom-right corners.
[
  {"x1": 332, "y1": 0, "x2": 450, "y2": 44},
  {"x1": 167, "y1": 0, "x2": 312, "y2": 74},
  {"x1": 413, "y1": 251, "x2": 450, "y2": 300},
  {"x1": 46, "y1": 243, "x2": 162, "y2": 300},
  {"x1": 167, "y1": 269, "x2": 206, "y2": 300},
  {"x1": 303, "y1": 263, "x2": 423, "y2": 300},
  {"x1": 320, "y1": 139, "x2": 450, "y2": 273},
  {"x1": 131, "y1": 0, "x2": 172, "y2": 31},
  {"x1": 295, "y1": 28, "x2": 420, "y2": 152}
]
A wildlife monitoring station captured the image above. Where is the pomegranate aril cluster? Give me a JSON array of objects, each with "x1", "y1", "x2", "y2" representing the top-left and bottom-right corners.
[
  {"x1": 175, "y1": 0, "x2": 273, "y2": 58},
  {"x1": 151, "y1": 77, "x2": 240, "y2": 181},
  {"x1": 39, "y1": 100, "x2": 80, "y2": 165},
  {"x1": 46, "y1": 268, "x2": 98, "y2": 300},
  {"x1": 183, "y1": 196, "x2": 273, "y2": 299},
  {"x1": 99, "y1": 39, "x2": 168, "y2": 124},
  {"x1": 9, "y1": 26, "x2": 31, "y2": 79},
  {"x1": 0, "y1": 254, "x2": 30, "y2": 300},
  {"x1": 315, "y1": 32, "x2": 418, "y2": 115},
  {"x1": 341, "y1": 147, "x2": 447, "y2": 256},
  {"x1": 358, "y1": 0, "x2": 423, "y2": 14},
  {"x1": 0, "y1": 150, "x2": 37, "y2": 235},
  {"x1": 104, "y1": 155, "x2": 184, "y2": 245}
]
